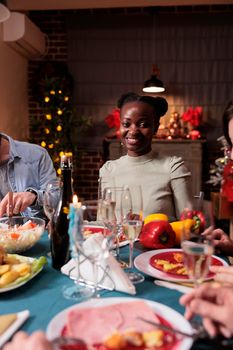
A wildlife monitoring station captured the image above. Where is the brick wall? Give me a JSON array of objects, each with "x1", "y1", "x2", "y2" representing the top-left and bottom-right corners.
[{"x1": 28, "y1": 6, "x2": 233, "y2": 200}]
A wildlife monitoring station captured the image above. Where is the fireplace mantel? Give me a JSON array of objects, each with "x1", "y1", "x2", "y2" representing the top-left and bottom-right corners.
[{"x1": 108, "y1": 139, "x2": 205, "y2": 197}]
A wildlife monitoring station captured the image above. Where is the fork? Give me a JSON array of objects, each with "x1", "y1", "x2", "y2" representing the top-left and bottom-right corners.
[{"x1": 137, "y1": 316, "x2": 207, "y2": 340}]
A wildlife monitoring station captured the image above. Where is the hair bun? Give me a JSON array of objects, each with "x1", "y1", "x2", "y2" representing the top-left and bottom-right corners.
[
  {"x1": 117, "y1": 92, "x2": 138, "y2": 108},
  {"x1": 154, "y1": 97, "x2": 168, "y2": 117}
]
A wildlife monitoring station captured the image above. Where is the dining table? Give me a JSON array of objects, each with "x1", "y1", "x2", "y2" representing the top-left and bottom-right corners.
[{"x1": 0, "y1": 232, "x2": 232, "y2": 350}]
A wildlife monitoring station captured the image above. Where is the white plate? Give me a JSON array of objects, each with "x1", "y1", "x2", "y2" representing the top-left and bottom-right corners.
[
  {"x1": 46, "y1": 297, "x2": 193, "y2": 350},
  {"x1": 0, "y1": 310, "x2": 30, "y2": 348},
  {"x1": 0, "y1": 255, "x2": 45, "y2": 293},
  {"x1": 134, "y1": 248, "x2": 228, "y2": 283},
  {"x1": 84, "y1": 224, "x2": 130, "y2": 248}
]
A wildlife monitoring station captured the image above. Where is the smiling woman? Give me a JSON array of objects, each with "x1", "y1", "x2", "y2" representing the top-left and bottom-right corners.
[{"x1": 99, "y1": 92, "x2": 193, "y2": 221}]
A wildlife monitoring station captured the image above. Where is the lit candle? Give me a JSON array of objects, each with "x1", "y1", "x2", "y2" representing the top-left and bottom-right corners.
[
  {"x1": 68, "y1": 195, "x2": 83, "y2": 246},
  {"x1": 73, "y1": 194, "x2": 78, "y2": 207}
]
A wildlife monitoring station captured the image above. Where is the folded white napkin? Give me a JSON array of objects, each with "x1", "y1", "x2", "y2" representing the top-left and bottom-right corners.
[
  {"x1": 0, "y1": 310, "x2": 30, "y2": 348},
  {"x1": 154, "y1": 280, "x2": 193, "y2": 294},
  {"x1": 61, "y1": 233, "x2": 136, "y2": 295}
]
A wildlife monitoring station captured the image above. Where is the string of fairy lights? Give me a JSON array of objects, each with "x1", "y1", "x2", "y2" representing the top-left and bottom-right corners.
[{"x1": 32, "y1": 62, "x2": 91, "y2": 175}]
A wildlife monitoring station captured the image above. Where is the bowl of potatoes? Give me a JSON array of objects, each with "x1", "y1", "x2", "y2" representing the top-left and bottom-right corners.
[{"x1": 0, "y1": 216, "x2": 45, "y2": 253}]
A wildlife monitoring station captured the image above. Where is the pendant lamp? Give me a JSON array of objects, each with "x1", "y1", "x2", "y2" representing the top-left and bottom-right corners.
[
  {"x1": 142, "y1": 10, "x2": 165, "y2": 94},
  {"x1": 142, "y1": 64, "x2": 165, "y2": 93},
  {"x1": 0, "y1": 1, "x2": 10, "y2": 23}
]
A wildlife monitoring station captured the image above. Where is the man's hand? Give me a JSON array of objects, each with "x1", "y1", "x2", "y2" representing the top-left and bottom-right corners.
[
  {"x1": 180, "y1": 282, "x2": 233, "y2": 337},
  {"x1": 3, "y1": 331, "x2": 53, "y2": 350},
  {"x1": 0, "y1": 192, "x2": 37, "y2": 217},
  {"x1": 210, "y1": 265, "x2": 233, "y2": 286}
]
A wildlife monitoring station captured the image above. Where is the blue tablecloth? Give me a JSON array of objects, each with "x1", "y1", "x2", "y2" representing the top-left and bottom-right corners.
[{"x1": 0, "y1": 234, "x2": 229, "y2": 349}]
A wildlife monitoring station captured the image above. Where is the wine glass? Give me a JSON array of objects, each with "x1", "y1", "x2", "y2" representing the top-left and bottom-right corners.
[
  {"x1": 121, "y1": 185, "x2": 145, "y2": 284},
  {"x1": 43, "y1": 180, "x2": 61, "y2": 226},
  {"x1": 101, "y1": 186, "x2": 125, "y2": 263},
  {"x1": 97, "y1": 176, "x2": 115, "y2": 220},
  {"x1": 43, "y1": 180, "x2": 61, "y2": 257},
  {"x1": 81, "y1": 201, "x2": 114, "y2": 297},
  {"x1": 62, "y1": 203, "x2": 94, "y2": 301},
  {"x1": 181, "y1": 200, "x2": 214, "y2": 288}
]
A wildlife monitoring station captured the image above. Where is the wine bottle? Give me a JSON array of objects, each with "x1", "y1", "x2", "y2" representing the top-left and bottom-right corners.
[{"x1": 51, "y1": 154, "x2": 73, "y2": 270}]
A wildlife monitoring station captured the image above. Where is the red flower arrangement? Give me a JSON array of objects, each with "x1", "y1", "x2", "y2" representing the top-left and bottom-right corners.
[
  {"x1": 182, "y1": 106, "x2": 202, "y2": 127},
  {"x1": 105, "y1": 108, "x2": 120, "y2": 129},
  {"x1": 105, "y1": 108, "x2": 121, "y2": 138}
]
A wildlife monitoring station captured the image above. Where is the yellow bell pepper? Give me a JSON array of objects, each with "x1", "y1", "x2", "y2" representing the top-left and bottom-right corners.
[
  {"x1": 170, "y1": 219, "x2": 196, "y2": 246},
  {"x1": 144, "y1": 213, "x2": 168, "y2": 225}
]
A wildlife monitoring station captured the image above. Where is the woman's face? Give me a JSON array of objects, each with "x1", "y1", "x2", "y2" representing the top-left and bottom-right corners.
[
  {"x1": 228, "y1": 118, "x2": 233, "y2": 160},
  {"x1": 120, "y1": 101, "x2": 159, "y2": 157}
]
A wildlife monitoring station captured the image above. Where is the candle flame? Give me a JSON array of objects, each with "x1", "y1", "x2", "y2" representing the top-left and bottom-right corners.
[{"x1": 73, "y1": 194, "x2": 78, "y2": 205}]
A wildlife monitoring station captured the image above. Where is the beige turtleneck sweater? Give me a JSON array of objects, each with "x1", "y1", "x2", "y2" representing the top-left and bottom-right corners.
[{"x1": 99, "y1": 150, "x2": 193, "y2": 221}]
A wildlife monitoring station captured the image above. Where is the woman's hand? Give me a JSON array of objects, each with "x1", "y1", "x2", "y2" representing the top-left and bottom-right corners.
[
  {"x1": 180, "y1": 282, "x2": 233, "y2": 338},
  {"x1": 0, "y1": 192, "x2": 37, "y2": 217},
  {"x1": 202, "y1": 228, "x2": 233, "y2": 256},
  {"x1": 3, "y1": 331, "x2": 52, "y2": 350}
]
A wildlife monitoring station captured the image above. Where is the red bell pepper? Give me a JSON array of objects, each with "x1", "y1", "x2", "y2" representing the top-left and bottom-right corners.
[{"x1": 139, "y1": 220, "x2": 176, "y2": 249}]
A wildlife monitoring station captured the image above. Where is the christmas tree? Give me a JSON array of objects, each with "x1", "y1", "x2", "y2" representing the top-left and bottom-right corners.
[{"x1": 31, "y1": 61, "x2": 91, "y2": 173}]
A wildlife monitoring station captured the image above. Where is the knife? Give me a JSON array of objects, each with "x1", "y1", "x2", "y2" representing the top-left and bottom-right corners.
[{"x1": 8, "y1": 191, "x2": 13, "y2": 227}]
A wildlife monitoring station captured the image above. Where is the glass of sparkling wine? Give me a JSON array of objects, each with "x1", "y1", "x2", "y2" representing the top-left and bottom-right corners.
[
  {"x1": 181, "y1": 238, "x2": 213, "y2": 287},
  {"x1": 121, "y1": 185, "x2": 144, "y2": 284},
  {"x1": 181, "y1": 200, "x2": 214, "y2": 288}
]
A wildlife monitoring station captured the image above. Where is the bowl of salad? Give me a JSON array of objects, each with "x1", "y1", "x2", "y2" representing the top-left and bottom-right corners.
[{"x1": 0, "y1": 216, "x2": 45, "y2": 253}]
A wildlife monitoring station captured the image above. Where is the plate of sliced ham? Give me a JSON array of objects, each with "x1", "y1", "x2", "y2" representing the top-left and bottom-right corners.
[{"x1": 46, "y1": 297, "x2": 193, "y2": 350}]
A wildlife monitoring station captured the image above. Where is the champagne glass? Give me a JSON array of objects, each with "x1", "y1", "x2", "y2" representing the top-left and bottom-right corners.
[
  {"x1": 121, "y1": 185, "x2": 145, "y2": 284},
  {"x1": 97, "y1": 176, "x2": 115, "y2": 220},
  {"x1": 63, "y1": 203, "x2": 94, "y2": 301},
  {"x1": 101, "y1": 186, "x2": 125, "y2": 263},
  {"x1": 43, "y1": 180, "x2": 61, "y2": 257},
  {"x1": 181, "y1": 200, "x2": 214, "y2": 331},
  {"x1": 43, "y1": 180, "x2": 61, "y2": 225},
  {"x1": 181, "y1": 200, "x2": 214, "y2": 288},
  {"x1": 81, "y1": 201, "x2": 114, "y2": 297}
]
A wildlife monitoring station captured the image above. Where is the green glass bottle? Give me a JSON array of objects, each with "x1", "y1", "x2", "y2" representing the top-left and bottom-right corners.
[{"x1": 51, "y1": 154, "x2": 73, "y2": 269}]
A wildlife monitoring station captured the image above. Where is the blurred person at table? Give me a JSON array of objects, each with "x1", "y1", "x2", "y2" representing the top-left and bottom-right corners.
[
  {"x1": 203, "y1": 101, "x2": 233, "y2": 257},
  {"x1": 3, "y1": 331, "x2": 53, "y2": 350},
  {"x1": 180, "y1": 282, "x2": 233, "y2": 338},
  {"x1": 0, "y1": 132, "x2": 58, "y2": 218},
  {"x1": 99, "y1": 92, "x2": 193, "y2": 221}
]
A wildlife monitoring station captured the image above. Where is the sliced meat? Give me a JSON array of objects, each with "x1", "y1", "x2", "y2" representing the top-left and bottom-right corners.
[{"x1": 66, "y1": 300, "x2": 160, "y2": 344}]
